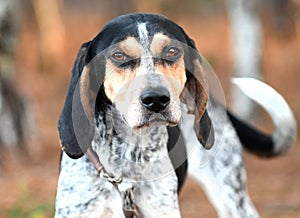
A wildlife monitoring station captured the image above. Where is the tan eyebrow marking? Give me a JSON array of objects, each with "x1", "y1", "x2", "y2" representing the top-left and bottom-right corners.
[
  {"x1": 119, "y1": 37, "x2": 142, "y2": 58},
  {"x1": 150, "y1": 33, "x2": 171, "y2": 56}
]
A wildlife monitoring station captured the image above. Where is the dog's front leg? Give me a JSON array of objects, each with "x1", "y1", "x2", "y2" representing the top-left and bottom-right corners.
[
  {"x1": 85, "y1": 182, "x2": 125, "y2": 218},
  {"x1": 135, "y1": 173, "x2": 181, "y2": 218},
  {"x1": 55, "y1": 154, "x2": 126, "y2": 218}
]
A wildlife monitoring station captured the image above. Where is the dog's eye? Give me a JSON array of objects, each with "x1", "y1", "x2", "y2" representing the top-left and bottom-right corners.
[
  {"x1": 166, "y1": 47, "x2": 180, "y2": 58},
  {"x1": 112, "y1": 52, "x2": 127, "y2": 61}
]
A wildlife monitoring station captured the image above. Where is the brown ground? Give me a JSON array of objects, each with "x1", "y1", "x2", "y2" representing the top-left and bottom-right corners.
[{"x1": 0, "y1": 11, "x2": 300, "y2": 218}]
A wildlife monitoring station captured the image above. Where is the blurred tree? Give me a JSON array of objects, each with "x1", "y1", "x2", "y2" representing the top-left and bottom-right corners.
[
  {"x1": 263, "y1": 0, "x2": 295, "y2": 37},
  {"x1": 227, "y1": 0, "x2": 262, "y2": 119},
  {"x1": 0, "y1": 0, "x2": 32, "y2": 149},
  {"x1": 227, "y1": 0, "x2": 295, "y2": 119},
  {"x1": 31, "y1": 0, "x2": 65, "y2": 71}
]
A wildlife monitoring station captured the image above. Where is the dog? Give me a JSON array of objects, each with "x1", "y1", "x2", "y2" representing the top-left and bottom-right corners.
[{"x1": 55, "y1": 13, "x2": 296, "y2": 218}]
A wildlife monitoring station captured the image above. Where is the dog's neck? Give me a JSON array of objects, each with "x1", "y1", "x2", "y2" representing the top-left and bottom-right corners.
[{"x1": 91, "y1": 106, "x2": 171, "y2": 180}]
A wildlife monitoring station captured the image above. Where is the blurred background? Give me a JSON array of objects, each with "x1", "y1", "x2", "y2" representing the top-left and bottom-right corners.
[{"x1": 0, "y1": 0, "x2": 299, "y2": 217}]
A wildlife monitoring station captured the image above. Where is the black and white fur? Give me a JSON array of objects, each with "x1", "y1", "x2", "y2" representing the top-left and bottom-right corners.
[{"x1": 55, "y1": 13, "x2": 296, "y2": 218}]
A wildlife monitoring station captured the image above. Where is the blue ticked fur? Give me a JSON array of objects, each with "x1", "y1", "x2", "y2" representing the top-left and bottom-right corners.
[{"x1": 56, "y1": 13, "x2": 296, "y2": 218}]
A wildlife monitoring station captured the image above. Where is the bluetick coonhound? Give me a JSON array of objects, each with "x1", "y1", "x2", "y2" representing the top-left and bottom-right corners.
[{"x1": 55, "y1": 13, "x2": 296, "y2": 218}]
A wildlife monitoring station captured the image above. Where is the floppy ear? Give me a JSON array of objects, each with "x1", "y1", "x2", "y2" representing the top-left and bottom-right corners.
[
  {"x1": 58, "y1": 42, "x2": 99, "y2": 159},
  {"x1": 180, "y1": 46, "x2": 214, "y2": 149}
]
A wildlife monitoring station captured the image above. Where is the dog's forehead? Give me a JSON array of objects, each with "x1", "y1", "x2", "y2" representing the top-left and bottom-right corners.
[
  {"x1": 88, "y1": 14, "x2": 191, "y2": 60},
  {"x1": 117, "y1": 23, "x2": 172, "y2": 55},
  {"x1": 106, "y1": 15, "x2": 186, "y2": 45}
]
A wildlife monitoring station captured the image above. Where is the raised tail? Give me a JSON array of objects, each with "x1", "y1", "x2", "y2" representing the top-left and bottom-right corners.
[{"x1": 228, "y1": 77, "x2": 297, "y2": 157}]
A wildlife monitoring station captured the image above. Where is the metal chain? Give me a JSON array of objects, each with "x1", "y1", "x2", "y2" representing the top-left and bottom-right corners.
[{"x1": 86, "y1": 147, "x2": 142, "y2": 218}]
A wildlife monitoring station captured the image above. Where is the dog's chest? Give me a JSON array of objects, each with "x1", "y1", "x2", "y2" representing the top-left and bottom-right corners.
[{"x1": 92, "y1": 112, "x2": 171, "y2": 180}]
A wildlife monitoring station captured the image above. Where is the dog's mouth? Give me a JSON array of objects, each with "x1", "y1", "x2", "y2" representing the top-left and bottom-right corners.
[
  {"x1": 149, "y1": 113, "x2": 167, "y2": 124},
  {"x1": 133, "y1": 112, "x2": 179, "y2": 130}
]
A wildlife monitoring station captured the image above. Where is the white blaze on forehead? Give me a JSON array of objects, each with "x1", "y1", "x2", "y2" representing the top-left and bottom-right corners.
[
  {"x1": 137, "y1": 23, "x2": 149, "y2": 51},
  {"x1": 137, "y1": 22, "x2": 155, "y2": 75}
]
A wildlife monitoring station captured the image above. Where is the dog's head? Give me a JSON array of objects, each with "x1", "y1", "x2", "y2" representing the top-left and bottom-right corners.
[{"x1": 58, "y1": 14, "x2": 214, "y2": 159}]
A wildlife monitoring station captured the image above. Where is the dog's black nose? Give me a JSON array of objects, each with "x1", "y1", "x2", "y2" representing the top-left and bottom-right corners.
[{"x1": 139, "y1": 87, "x2": 170, "y2": 113}]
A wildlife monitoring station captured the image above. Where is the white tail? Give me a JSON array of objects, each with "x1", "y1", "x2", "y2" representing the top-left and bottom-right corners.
[{"x1": 232, "y1": 77, "x2": 297, "y2": 155}]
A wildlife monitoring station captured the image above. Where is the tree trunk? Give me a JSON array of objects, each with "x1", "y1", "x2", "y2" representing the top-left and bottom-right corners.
[
  {"x1": 31, "y1": 0, "x2": 65, "y2": 71},
  {"x1": 0, "y1": 0, "x2": 32, "y2": 149},
  {"x1": 227, "y1": 0, "x2": 262, "y2": 119}
]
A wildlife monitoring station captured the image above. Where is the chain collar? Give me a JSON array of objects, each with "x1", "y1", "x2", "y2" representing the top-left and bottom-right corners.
[{"x1": 86, "y1": 147, "x2": 143, "y2": 218}]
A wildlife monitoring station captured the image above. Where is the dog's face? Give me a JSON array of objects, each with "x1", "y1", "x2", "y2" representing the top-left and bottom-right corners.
[
  {"x1": 58, "y1": 14, "x2": 214, "y2": 158},
  {"x1": 103, "y1": 25, "x2": 187, "y2": 129}
]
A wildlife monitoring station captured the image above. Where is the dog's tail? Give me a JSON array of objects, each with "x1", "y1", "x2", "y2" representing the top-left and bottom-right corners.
[{"x1": 228, "y1": 77, "x2": 297, "y2": 157}]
